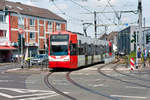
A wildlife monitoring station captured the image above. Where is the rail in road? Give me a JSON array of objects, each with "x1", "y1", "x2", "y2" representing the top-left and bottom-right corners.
[
  {"x1": 44, "y1": 59, "x2": 120, "y2": 100},
  {"x1": 44, "y1": 56, "x2": 150, "y2": 100},
  {"x1": 44, "y1": 71, "x2": 77, "y2": 100}
]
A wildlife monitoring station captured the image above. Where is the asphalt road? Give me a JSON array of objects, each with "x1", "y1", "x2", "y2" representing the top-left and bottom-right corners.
[{"x1": 0, "y1": 63, "x2": 150, "y2": 100}]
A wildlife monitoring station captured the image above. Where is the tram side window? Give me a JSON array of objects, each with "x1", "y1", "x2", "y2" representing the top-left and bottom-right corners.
[
  {"x1": 95, "y1": 45, "x2": 99, "y2": 55},
  {"x1": 87, "y1": 45, "x2": 92, "y2": 55},
  {"x1": 79, "y1": 45, "x2": 85, "y2": 55},
  {"x1": 70, "y1": 44, "x2": 78, "y2": 55}
]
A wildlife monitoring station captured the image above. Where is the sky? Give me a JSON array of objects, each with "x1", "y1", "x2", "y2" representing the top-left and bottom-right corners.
[{"x1": 7, "y1": 0, "x2": 150, "y2": 38}]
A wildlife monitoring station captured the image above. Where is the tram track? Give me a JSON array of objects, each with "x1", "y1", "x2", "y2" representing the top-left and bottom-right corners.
[
  {"x1": 44, "y1": 72, "x2": 77, "y2": 100},
  {"x1": 66, "y1": 71, "x2": 120, "y2": 100},
  {"x1": 97, "y1": 59, "x2": 150, "y2": 90},
  {"x1": 114, "y1": 65, "x2": 150, "y2": 82}
]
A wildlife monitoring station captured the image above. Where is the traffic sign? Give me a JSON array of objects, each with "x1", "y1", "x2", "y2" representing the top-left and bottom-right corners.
[{"x1": 19, "y1": 28, "x2": 24, "y2": 34}]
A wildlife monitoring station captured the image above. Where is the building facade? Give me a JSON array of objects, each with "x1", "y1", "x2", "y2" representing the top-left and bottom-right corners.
[
  {"x1": 0, "y1": 1, "x2": 66, "y2": 62},
  {"x1": 117, "y1": 26, "x2": 150, "y2": 54}
]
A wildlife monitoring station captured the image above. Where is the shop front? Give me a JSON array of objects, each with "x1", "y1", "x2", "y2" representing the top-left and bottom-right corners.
[{"x1": 0, "y1": 46, "x2": 16, "y2": 62}]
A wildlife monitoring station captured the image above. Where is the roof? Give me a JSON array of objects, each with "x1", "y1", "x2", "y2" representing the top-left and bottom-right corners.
[
  {"x1": 0, "y1": 1, "x2": 66, "y2": 22},
  {"x1": 99, "y1": 33, "x2": 108, "y2": 40},
  {"x1": 0, "y1": 0, "x2": 5, "y2": 10},
  {"x1": 107, "y1": 31, "x2": 118, "y2": 41}
]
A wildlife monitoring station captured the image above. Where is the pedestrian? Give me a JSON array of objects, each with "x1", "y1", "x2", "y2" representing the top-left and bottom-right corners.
[
  {"x1": 137, "y1": 48, "x2": 142, "y2": 69},
  {"x1": 143, "y1": 48, "x2": 148, "y2": 67}
]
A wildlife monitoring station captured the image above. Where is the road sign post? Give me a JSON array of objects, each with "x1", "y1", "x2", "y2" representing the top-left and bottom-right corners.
[{"x1": 19, "y1": 28, "x2": 24, "y2": 69}]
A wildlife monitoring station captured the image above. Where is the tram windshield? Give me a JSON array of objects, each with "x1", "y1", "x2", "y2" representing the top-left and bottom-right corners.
[{"x1": 50, "y1": 34, "x2": 69, "y2": 56}]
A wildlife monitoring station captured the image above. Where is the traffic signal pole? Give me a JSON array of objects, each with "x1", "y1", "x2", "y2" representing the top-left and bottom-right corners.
[
  {"x1": 21, "y1": 34, "x2": 23, "y2": 68},
  {"x1": 136, "y1": 0, "x2": 142, "y2": 68}
]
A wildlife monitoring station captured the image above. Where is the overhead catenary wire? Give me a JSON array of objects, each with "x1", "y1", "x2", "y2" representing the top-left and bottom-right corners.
[
  {"x1": 69, "y1": 0, "x2": 93, "y2": 13},
  {"x1": 50, "y1": 0, "x2": 84, "y2": 22}
]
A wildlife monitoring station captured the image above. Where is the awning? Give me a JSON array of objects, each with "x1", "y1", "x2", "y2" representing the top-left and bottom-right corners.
[{"x1": 0, "y1": 46, "x2": 17, "y2": 50}]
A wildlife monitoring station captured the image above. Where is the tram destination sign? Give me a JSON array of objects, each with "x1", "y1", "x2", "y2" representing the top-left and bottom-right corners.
[{"x1": 50, "y1": 34, "x2": 69, "y2": 41}]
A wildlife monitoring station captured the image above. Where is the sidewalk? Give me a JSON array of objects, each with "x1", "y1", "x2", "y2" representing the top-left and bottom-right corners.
[
  {"x1": 6, "y1": 67, "x2": 49, "y2": 74},
  {"x1": 0, "y1": 63, "x2": 12, "y2": 66},
  {"x1": 5, "y1": 63, "x2": 150, "y2": 74}
]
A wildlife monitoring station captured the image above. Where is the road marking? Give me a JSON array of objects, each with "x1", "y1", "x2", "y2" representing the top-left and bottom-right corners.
[
  {"x1": 88, "y1": 84, "x2": 105, "y2": 87},
  {"x1": 19, "y1": 94, "x2": 59, "y2": 100},
  {"x1": 0, "y1": 80, "x2": 14, "y2": 82},
  {"x1": 126, "y1": 86, "x2": 146, "y2": 89},
  {"x1": 0, "y1": 93, "x2": 13, "y2": 98},
  {"x1": 7, "y1": 68, "x2": 21, "y2": 71},
  {"x1": 111, "y1": 95, "x2": 147, "y2": 99},
  {"x1": 14, "y1": 92, "x2": 55, "y2": 98},
  {"x1": 0, "y1": 87, "x2": 50, "y2": 93},
  {"x1": 93, "y1": 84, "x2": 104, "y2": 87},
  {"x1": 0, "y1": 87, "x2": 69, "y2": 99}
]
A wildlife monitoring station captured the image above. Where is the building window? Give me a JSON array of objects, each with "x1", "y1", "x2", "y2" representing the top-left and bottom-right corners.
[
  {"x1": 30, "y1": 19, "x2": 35, "y2": 26},
  {"x1": 0, "y1": 30, "x2": 6, "y2": 38},
  {"x1": 48, "y1": 21, "x2": 53, "y2": 32},
  {"x1": 0, "y1": 15, "x2": 5, "y2": 22},
  {"x1": 18, "y1": 17, "x2": 24, "y2": 25},
  {"x1": 56, "y1": 23, "x2": 61, "y2": 31},
  {"x1": 30, "y1": 32, "x2": 35, "y2": 39}
]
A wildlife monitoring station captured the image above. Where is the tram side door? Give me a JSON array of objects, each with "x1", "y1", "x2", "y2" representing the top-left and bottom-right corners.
[{"x1": 70, "y1": 43, "x2": 78, "y2": 68}]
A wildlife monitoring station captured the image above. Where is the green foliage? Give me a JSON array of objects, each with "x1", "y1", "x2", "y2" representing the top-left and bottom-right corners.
[{"x1": 128, "y1": 51, "x2": 136, "y2": 62}]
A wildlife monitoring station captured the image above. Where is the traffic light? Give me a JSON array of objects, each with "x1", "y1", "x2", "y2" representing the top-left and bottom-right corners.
[
  {"x1": 18, "y1": 34, "x2": 25, "y2": 48},
  {"x1": 146, "y1": 35, "x2": 150, "y2": 44},
  {"x1": 18, "y1": 34, "x2": 21, "y2": 48},
  {"x1": 131, "y1": 32, "x2": 136, "y2": 43},
  {"x1": 47, "y1": 37, "x2": 49, "y2": 47}
]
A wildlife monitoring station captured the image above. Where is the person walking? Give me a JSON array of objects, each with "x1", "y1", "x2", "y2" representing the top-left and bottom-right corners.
[
  {"x1": 137, "y1": 48, "x2": 142, "y2": 68},
  {"x1": 143, "y1": 48, "x2": 148, "y2": 67}
]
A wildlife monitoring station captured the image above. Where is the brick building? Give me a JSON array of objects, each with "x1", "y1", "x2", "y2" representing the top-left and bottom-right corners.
[{"x1": 0, "y1": 0, "x2": 66, "y2": 62}]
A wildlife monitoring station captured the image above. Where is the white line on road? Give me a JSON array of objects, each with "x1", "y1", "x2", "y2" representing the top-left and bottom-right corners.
[
  {"x1": 0, "y1": 93, "x2": 13, "y2": 98},
  {"x1": 0, "y1": 80, "x2": 14, "y2": 82},
  {"x1": 18, "y1": 94, "x2": 59, "y2": 100},
  {"x1": 111, "y1": 95, "x2": 147, "y2": 99},
  {"x1": 126, "y1": 86, "x2": 147, "y2": 89},
  {"x1": 14, "y1": 92, "x2": 55, "y2": 98}
]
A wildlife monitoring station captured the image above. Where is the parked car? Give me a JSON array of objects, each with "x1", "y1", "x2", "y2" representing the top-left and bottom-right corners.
[{"x1": 31, "y1": 54, "x2": 48, "y2": 65}]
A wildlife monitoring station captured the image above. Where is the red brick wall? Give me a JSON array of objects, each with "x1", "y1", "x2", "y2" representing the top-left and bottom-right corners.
[
  {"x1": 11, "y1": 16, "x2": 18, "y2": 29},
  {"x1": 11, "y1": 31, "x2": 18, "y2": 42},
  {"x1": 40, "y1": 26, "x2": 44, "y2": 36},
  {"x1": 39, "y1": 39, "x2": 44, "y2": 49},
  {"x1": 10, "y1": 16, "x2": 18, "y2": 42},
  {"x1": 39, "y1": 20, "x2": 44, "y2": 25},
  {"x1": 53, "y1": 22, "x2": 56, "y2": 32},
  {"x1": 45, "y1": 21, "x2": 48, "y2": 32},
  {"x1": 28, "y1": 18, "x2": 30, "y2": 42},
  {"x1": 61, "y1": 23, "x2": 66, "y2": 31},
  {"x1": 35, "y1": 19, "x2": 38, "y2": 43}
]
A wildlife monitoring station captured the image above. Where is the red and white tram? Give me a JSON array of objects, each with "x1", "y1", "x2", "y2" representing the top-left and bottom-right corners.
[{"x1": 48, "y1": 31, "x2": 112, "y2": 69}]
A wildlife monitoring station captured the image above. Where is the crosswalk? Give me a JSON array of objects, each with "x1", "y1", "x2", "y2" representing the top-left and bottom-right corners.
[{"x1": 0, "y1": 87, "x2": 68, "y2": 100}]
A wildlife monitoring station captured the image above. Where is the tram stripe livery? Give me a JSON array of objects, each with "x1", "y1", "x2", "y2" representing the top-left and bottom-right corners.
[{"x1": 48, "y1": 31, "x2": 112, "y2": 69}]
